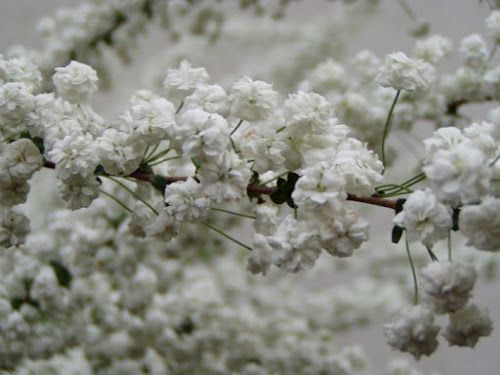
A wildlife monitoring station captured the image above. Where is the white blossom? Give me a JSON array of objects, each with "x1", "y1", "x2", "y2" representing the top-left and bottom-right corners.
[
  {"x1": 184, "y1": 84, "x2": 231, "y2": 117},
  {"x1": 57, "y1": 175, "x2": 100, "y2": 210},
  {"x1": 267, "y1": 214, "x2": 322, "y2": 273},
  {"x1": 0, "y1": 209, "x2": 30, "y2": 247},
  {"x1": 246, "y1": 233, "x2": 272, "y2": 276},
  {"x1": 4, "y1": 138, "x2": 43, "y2": 179},
  {"x1": 284, "y1": 91, "x2": 334, "y2": 134},
  {"x1": 52, "y1": 61, "x2": 98, "y2": 103},
  {"x1": 393, "y1": 189, "x2": 452, "y2": 247},
  {"x1": 96, "y1": 128, "x2": 147, "y2": 176},
  {"x1": 318, "y1": 210, "x2": 370, "y2": 258},
  {"x1": 414, "y1": 35, "x2": 453, "y2": 65},
  {"x1": 384, "y1": 305, "x2": 440, "y2": 360},
  {"x1": 420, "y1": 261, "x2": 476, "y2": 314},
  {"x1": 459, "y1": 34, "x2": 488, "y2": 70},
  {"x1": 47, "y1": 132, "x2": 99, "y2": 180},
  {"x1": 486, "y1": 10, "x2": 500, "y2": 43},
  {"x1": 423, "y1": 142, "x2": 491, "y2": 206},
  {"x1": 442, "y1": 303, "x2": 493, "y2": 347},
  {"x1": 230, "y1": 76, "x2": 279, "y2": 122},
  {"x1": 163, "y1": 59, "x2": 209, "y2": 102},
  {"x1": 165, "y1": 177, "x2": 212, "y2": 222},
  {"x1": 375, "y1": 52, "x2": 435, "y2": 95},
  {"x1": 460, "y1": 197, "x2": 500, "y2": 251}
]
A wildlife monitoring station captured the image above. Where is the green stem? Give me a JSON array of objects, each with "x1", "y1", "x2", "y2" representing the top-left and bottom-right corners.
[
  {"x1": 425, "y1": 246, "x2": 439, "y2": 262},
  {"x1": 490, "y1": 152, "x2": 500, "y2": 167},
  {"x1": 175, "y1": 101, "x2": 184, "y2": 115},
  {"x1": 2, "y1": 130, "x2": 25, "y2": 143},
  {"x1": 149, "y1": 155, "x2": 181, "y2": 167},
  {"x1": 144, "y1": 144, "x2": 159, "y2": 161},
  {"x1": 405, "y1": 237, "x2": 419, "y2": 305},
  {"x1": 105, "y1": 176, "x2": 159, "y2": 215},
  {"x1": 99, "y1": 190, "x2": 133, "y2": 213},
  {"x1": 201, "y1": 221, "x2": 252, "y2": 251},
  {"x1": 381, "y1": 90, "x2": 401, "y2": 174},
  {"x1": 397, "y1": 0, "x2": 416, "y2": 21},
  {"x1": 230, "y1": 119, "x2": 244, "y2": 136},
  {"x1": 145, "y1": 148, "x2": 171, "y2": 164},
  {"x1": 211, "y1": 207, "x2": 256, "y2": 219}
]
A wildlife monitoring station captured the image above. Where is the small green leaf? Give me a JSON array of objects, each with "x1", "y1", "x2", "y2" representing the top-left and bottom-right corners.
[
  {"x1": 392, "y1": 225, "x2": 404, "y2": 244},
  {"x1": 10, "y1": 297, "x2": 24, "y2": 310},
  {"x1": 49, "y1": 259, "x2": 72, "y2": 288},
  {"x1": 150, "y1": 174, "x2": 167, "y2": 194},
  {"x1": 395, "y1": 198, "x2": 406, "y2": 214},
  {"x1": 452, "y1": 208, "x2": 460, "y2": 231}
]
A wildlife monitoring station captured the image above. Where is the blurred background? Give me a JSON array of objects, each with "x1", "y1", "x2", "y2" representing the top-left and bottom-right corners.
[{"x1": 1, "y1": 1, "x2": 498, "y2": 374}]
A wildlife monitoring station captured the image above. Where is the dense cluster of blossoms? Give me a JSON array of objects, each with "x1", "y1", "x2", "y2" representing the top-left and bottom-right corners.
[{"x1": 1, "y1": 0, "x2": 500, "y2": 373}]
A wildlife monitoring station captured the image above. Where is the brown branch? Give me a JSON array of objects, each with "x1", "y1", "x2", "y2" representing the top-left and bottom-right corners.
[{"x1": 44, "y1": 161, "x2": 398, "y2": 211}]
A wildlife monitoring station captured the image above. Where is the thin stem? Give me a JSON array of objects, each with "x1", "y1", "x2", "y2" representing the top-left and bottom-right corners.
[
  {"x1": 99, "y1": 190, "x2": 133, "y2": 213},
  {"x1": 211, "y1": 207, "x2": 256, "y2": 219},
  {"x1": 425, "y1": 246, "x2": 439, "y2": 262},
  {"x1": 144, "y1": 144, "x2": 160, "y2": 161},
  {"x1": 260, "y1": 171, "x2": 290, "y2": 186},
  {"x1": 105, "y1": 176, "x2": 159, "y2": 215},
  {"x1": 448, "y1": 230, "x2": 452, "y2": 262},
  {"x1": 201, "y1": 221, "x2": 252, "y2": 251},
  {"x1": 230, "y1": 119, "x2": 244, "y2": 136},
  {"x1": 490, "y1": 152, "x2": 500, "y2": 167},
  {"x1": 2, "y1": 131, "x2": 25, "y2": 143},
  {"x1": 397, "y1": 0, "x2": 417, "y2": 21},
  {"x1": 381, "y1": 90, "x2": 401, "y2": 174},
  {"x1": 406, "y1": 237, "x2": 419, "y2": 305},
  {"x1": 149, "y1": 155, "x2": 181, "y2": 167},
  {"x1": 230, "y1": 137, "x2": 240, "y2": 154},
  {"x1": 175, "y1": 101, "x2": 184, "y2": 115},
  {"x1": 145, "y1": 148, "x2": 171, "y2": 164}
]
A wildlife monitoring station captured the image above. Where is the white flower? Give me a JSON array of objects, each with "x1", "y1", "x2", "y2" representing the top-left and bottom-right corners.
[
  {"x1": 333, "y1": 138, "x2": 383, "y2": 197},
  {"x1": 384, "y1": 305, "x2": 440, "y2": 360},
  {"x1": 197, "y1": 150, "x2": 252, "y2": 203},
  {"x1": 292, "y1": 162, "x2": 346, "y2": 209},
  {"x1": 0, "y1": 209, "x2": 30, "y2": 247},
  {"x1": 414, "y1": 35, "x2": 453, "y2": 65},
  {"x1": 0, "y1": 82, "x2": 34, "y2": 131},
  {"x1": 30, "y1": 265, "x2": 65, "y2": 312},
  {"x1": 57, "y1": 175, "x2": 100, "y2": 210},
  {"x1": 230, "y1": 76, "x2": 279, "y2": 122},
  {"x1": 4, "y1": 138, "x2": 43, "y2": 179},
  {"x1": 423, "y1": 127, "x2": 465, "y2": 160},
  {"x1": 442, "y1": 303, "x2": 493, "y2": 347},
  {"x1": 284, "y1": 91, "x2": 334, "y2": 134},
  {"x1": 47, "y1": 132, "x2": 99, "y2": 180},
  {"x1": 163, "y1": 59, "x2": 209, "y2": 102},
  {"x1": 0, "y1": 55, "x2": 42, "y2": 90},
  {"x1": 460, "y1": 197, "x2": 500, "y2": 251},
  {"x1": 459, "y1": 34, "x2": 488, "y2": 70},
  {"x1": 165, "y1": 177, "x2": 212, "y2": 222},
  {"x1": 375, "y1": 52, "x2": 435, "y2": 95},
  {"x1": 96, "y1": 128, "x2": 147, "y2": 176},
  {"x1": 53, "y1": 61, "x2": 98, "y2": 103},
  {"x1": 267, "y1": 214, "x2": 322, "y2": 273},
  {"x1": 393, "y1": 189, "x2": 452, "y2": 247},
  {"x1": 420, "y1": 261, "x2": 476, "y2": 314},
  {"x1": 318, "y1": 210, "x2": 370, "y2": 258},
  {"x1": 299, "y1": 59, "x2": 347, "y2": 93},
  {"x1": 184, "y1": 84, "x2": 231, "y2": 117},
  {"x1": 486, "y1": 10, "x2": 500, "y2": 43},
  {"x1": 176, "y1": 108, "x2": 230, "y2": 161},
  {"x1": 127, "y1": 93, "x2": 176, "y2": 145},
  {"x1": 423, "y1": 142, "x2": 491, "y2": 206},
  {"x1": 253, "y1": 204, "x2": 280, "y2": 236},
  {"x1": 246, "y1": 233, "x2": 272, "y2": 276}
]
